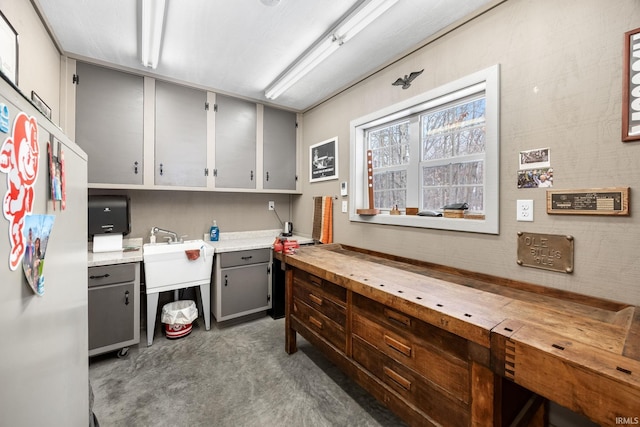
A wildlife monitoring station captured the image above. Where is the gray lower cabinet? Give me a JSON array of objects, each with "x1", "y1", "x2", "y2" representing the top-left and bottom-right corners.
[
  {"x1": 212, "y1": 249, "x2": 271, "y2": 322},
  {"x1": 88, "y1": 263, "x2": 140, "y2": 357}
]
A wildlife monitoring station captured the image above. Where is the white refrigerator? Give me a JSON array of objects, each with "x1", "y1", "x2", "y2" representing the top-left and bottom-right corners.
[{"x1": 0, "y1": 75, "x2": 89, "y2": 426}]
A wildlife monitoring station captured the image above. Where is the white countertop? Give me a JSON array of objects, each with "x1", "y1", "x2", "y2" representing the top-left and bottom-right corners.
[
  {"x1": 88, "y1": 238, "x2": 144, "y2": 267},
  {"x1": 206, "y1": 229, "x2": 314, "y2": 253},
  {"x1": 88, "y1": 231, "x2": 314, "y2": 267}
]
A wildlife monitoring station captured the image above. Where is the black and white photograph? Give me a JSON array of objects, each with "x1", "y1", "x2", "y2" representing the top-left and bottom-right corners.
[
  {"x1": 518, "y1": 147, "x2": 550, "y2": 170},
  {"x1": 310, "y1": 137, "x2": 338, "y2": 182}
]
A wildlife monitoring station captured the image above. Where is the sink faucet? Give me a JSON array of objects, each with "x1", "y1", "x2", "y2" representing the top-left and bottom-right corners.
[{"x1": 152, "y1": 227, "x2": 182, "y2": 244}]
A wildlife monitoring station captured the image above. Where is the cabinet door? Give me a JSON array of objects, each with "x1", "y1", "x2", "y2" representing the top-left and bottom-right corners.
[
  {"x1": 221, "y1": 263, "x2": 269, "y2": 317},
  {"x1": 263, "y1": 107, "x2": 297, "y2": 190},
  {"x1": 155, "y1": 81, "x2": 207, "y2": 187},
  {"x1": 75, "y1": 62, "x2": 144, "y2": 185},
  {"x1": 88, "y1": 282, "x2": 135, "y2": 350},
  {"x1": 214, "y1": 94, "x2": 256, "y2": 188}
]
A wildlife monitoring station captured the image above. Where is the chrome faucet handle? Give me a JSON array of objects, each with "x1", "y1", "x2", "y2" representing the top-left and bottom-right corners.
[
  {"x1": 163, "y1": 236, "x2": 173, "y2": 243},
  {"x1": 179, "y1": 235, "x2": 188, "y2": 243}
]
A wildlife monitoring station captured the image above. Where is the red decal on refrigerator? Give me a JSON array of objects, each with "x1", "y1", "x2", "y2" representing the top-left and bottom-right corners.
[{"x1": 0, "y1": 112, "x2": 39, "y2": 270}]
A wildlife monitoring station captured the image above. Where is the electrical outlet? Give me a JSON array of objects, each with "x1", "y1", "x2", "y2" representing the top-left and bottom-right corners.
[
  {"x1": 342, "y1": 200, "x2": 348, "y2": 213},
  {"x1": 268, "y1": 201, "x2": 275, "y2": 211},
  {"x1": 517, "y1": 199, "x2": 534, "y2": 221}
]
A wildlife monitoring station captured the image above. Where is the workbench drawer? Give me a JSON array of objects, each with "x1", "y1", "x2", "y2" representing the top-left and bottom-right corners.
[
  {"x1": 353, "y1": 293, "x2": 468, "y2": 361},
  {"x1": 292, "y1": 281, "x2": 346, "y2": 326},
  {"x1": 293, "y1": 297, "x2": 346, "y2": 353},
  {"x1": 293, "y1": 269, "x2": 346, "y2": 305},
  {"x1": 352, "y1": 307, "x2": 470, "y2": 404},
  {"x1": 352, "y1": 335, "x2": 469, "y2": 427}
]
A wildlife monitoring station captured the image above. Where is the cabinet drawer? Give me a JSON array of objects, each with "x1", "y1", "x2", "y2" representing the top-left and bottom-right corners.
[
  {"x1": 352, "y1": 335, "x2": 469, "y2": 427},
  {"x1": 352, "y1": 310, "x2": 470, "y2": 404},
  {"x1": 293, "y1": 298, "x2": 346, "y2": 353},
  {"x1": 220, "y1": 249, "x2": 270, "y2": 268},
  {"x1": 292, "y1": 282, "x2": 346, "y2": 326},
  {"x1": 293, "y1": 269, "x2": 346, "y2": 305},
  {"x1": 88, "y1": 263, "x2": 136, "y2": 288}
]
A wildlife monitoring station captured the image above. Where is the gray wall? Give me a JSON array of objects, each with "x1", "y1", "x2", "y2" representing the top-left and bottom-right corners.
[
  {"x1": 295, "y1": 0, "x2": 640, "y2": 307},
  {"x1": 89, "y1": 189, "x2": 294, "y2": 241}
]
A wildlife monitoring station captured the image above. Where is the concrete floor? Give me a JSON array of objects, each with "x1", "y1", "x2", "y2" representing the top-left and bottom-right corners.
[{"x1": 89, "y1": 315, "x2": 407, "y2": 427}]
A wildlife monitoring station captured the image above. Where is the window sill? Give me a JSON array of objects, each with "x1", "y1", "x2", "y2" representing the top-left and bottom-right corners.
[{"x1": 349, "y1": 211, "x2": 498, "y2": 234}]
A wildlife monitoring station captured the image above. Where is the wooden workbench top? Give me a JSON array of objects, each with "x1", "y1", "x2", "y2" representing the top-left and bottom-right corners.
[{"x1": 279, "y1": 244, "x2": 640, "y2": 424}]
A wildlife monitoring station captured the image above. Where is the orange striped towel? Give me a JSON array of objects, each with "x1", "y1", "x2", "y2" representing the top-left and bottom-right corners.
[{"x1": 312, "y1": 196, "x2": 333, "y2": 244}]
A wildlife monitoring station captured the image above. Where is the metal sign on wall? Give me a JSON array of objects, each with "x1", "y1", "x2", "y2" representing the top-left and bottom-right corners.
[{"x1": 517, "y1": 232, "x2": 574, "y2": 274}]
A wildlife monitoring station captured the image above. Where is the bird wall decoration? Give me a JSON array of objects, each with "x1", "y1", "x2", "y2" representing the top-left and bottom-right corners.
[{"x1": 392, "y1": 69, "x2": 424, "y2": 89}]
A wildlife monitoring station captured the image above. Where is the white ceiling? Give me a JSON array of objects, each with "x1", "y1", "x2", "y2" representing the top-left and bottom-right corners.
[{"x1": 35, "y1": 0, "x2": 495, "y2": 112}]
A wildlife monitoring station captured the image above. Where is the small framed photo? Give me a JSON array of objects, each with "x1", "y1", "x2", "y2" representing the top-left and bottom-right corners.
[
  {"x1": 623, "y1": 27, "x2": 640, "y2": 141},
  {"x1": 519, "y1": 147, "x2": 550, "y2": 170},
  {"x1": 0, "y1": 11, "x2": 18, "y2": 86},
  {"x1": 310, "y1": 137, "x2": 338, "y2": 183}
]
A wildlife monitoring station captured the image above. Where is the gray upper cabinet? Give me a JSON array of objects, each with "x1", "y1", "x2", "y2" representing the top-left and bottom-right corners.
[
  {"x1": 263, "y1": 107, "x2": 297, "y2": 190},
  {"x1": 214, "y1": 94, "x2": 256, "y2": 189},
  {"x1": 75, "y1": 62, "x2": 144, "y2": 185},
  {"x1": 155, "y1": 81, "x2": 208, "y2": 187}
]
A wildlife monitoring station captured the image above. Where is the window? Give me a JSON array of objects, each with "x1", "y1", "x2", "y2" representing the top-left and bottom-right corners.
[{"x1": 350, "y1": 65, "x2": 500, "y2": 234}]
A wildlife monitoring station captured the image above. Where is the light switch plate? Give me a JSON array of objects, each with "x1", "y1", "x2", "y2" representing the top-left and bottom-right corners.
[
  {"x1": 517, "y1": 199, "x2": 534, "y2": 221},
  {"x1": 342, "y1": 200, "x2": 348, "y2": 213},
  {"x1": 340, "y1": 181, "x2": 348, "y2": 196}
]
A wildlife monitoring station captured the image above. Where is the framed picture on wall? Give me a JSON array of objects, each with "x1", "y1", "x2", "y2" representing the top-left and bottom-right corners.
[
  {"x1": 623, "y1": 27, "x2": 640, "y2": 142},
  {"x1": 0, "y1": 11, "x2": 18, "y2": 86},
  {"x1": 310, "y1": 137, "x2": 338, "y2": 183}
]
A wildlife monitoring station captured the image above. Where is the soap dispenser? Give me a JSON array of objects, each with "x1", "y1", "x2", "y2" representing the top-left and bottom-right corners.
[
  {"x1": 209, "y1": 220, "x2": 219, "y2": 242},
  {"x1": 149, "y1": 228, "x2": 156, "y2": 244}
]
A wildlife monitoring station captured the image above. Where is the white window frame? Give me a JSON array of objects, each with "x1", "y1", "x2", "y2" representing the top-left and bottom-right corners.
[{"x1": 349, "y1": 64, "x2": 500, "y2": 234}]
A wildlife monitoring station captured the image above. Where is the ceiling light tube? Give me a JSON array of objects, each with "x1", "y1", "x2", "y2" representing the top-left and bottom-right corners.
[
  {"x1": 334, "y1": 0, "x2": 399, "y2": 43},
  {"x1": 264, "y1": 0, "x2": 398, "y2": 100},
  {"x1": 265, "y1": 36, "x2": 339, "y2": 100},
  {"x1": 141, "y1": 0, "x2": 166, "y2": 69}
]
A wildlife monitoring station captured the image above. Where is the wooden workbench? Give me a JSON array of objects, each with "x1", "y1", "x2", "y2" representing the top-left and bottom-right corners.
[{"x1": 279, "y1": 244, "x2": 640, "y2": 426}]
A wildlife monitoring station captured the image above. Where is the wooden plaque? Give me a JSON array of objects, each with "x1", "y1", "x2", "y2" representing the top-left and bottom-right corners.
[
  {"x1": 517, "y1": 232, "x2": 574, "y2": 273},
  {"x1": 546, "y1": 187, "x2": 629, "y2": 216}
]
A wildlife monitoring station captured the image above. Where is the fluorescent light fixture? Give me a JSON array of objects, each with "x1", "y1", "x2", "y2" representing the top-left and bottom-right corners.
[
  {"x1": 264, "y1": 0, "x2": 398, "y2": 100},
  {"x1": 334, "y1": 0, "x2": 398, "y2": 44},
  {"x1": 141, "y1": 0, "x2": 166, "y2": 69},
  {"x1": 265, "y1": 36, "x2": 339, "y2": 100}
]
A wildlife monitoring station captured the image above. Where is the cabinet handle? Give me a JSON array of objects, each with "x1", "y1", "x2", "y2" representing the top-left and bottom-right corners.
[
  {"x1": 250, "y1": 170, "x2": 254, "y2": 181},
  {"x1": 89, "y1": 273, "x2": 110, "y2": 280},
  {"x1": 241, "y1": 256, "x2": 253, "y2": 261},
  {"x1": 309, "y1": 293, "x2": 323, "y2": 306},
  {"x1": 383, "y1": 334, "x2": 412, "y2": 357},
  {"x1": 309, "y1": 315, "x2": 323, "y2": 330},
  {"x1": 160, "y1": 163, "x2": 164, "y2": 176},
  {"x1": 384, "y1": 308, "x2": 411, "y2": 328},
  {"x1": 309, "y1": 275, "x2": 322, "y2": 287},
  {"x1": 224, "y1": 274, "x2": 228, "y2": 286},
  {"x1": 383, "y1": 366, "x2": 412, "y2": 391},
  {"x1": 124, "y1": 290, "x2": 130, "y2": 305},
  {"x1": 134, "y1": 161, "x2": 139, "y2": 174},
  {"x1": 266, "y1": 171, "x2": 269, "y2": 181}
]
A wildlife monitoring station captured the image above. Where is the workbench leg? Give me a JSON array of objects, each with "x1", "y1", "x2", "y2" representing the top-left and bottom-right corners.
[
  {"x1": 146, "y1": 292, "x2": 159, "y2": 347},
  {"x1": 284, "y1": 267, "x2": 297, "y2": 354},
  {"x1": 471, "y1": 361, "x2": 495, "y2": 426}
]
